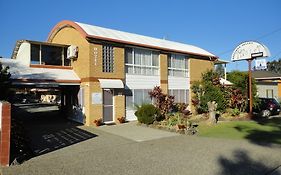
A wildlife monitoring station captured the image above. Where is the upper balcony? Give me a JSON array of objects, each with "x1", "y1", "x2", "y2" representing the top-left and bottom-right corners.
[{"x1": 12, "y1": 40, "x2": 71, "y2": 69}]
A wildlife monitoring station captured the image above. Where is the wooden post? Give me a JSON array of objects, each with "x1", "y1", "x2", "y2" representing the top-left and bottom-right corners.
[{"x1": 248, "y1": 60, "x2": 253, "y2": 118}]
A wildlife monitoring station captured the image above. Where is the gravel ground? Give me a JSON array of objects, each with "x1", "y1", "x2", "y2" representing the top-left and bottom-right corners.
[{"x1": 1, "y1": 126, "x2": 281, "y2": 175}]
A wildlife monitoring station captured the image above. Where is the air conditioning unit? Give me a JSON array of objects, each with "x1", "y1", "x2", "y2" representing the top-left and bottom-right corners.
[{"x1": 67, "y1": 45, "x2": 78, "y2": 59}]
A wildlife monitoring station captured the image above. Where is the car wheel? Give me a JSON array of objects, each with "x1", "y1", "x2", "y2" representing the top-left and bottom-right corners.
[{"x1": 261, "y1": 110, "x2": 271, "y2": 117}]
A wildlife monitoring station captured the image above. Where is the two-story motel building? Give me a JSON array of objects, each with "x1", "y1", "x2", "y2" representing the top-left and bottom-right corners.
[{"x1": 3, "y1": 20, "x2": 217, "y2": 126}]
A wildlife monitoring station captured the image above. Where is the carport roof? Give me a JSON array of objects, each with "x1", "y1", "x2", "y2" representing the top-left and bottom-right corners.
[{"x1": 0, "y1": 58, "x2": 80, "y2": 85}]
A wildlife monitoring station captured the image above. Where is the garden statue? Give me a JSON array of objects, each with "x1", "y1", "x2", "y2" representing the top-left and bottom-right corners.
[{"x1": 207, "y1": 101, "x2": 217, "y2": 124}]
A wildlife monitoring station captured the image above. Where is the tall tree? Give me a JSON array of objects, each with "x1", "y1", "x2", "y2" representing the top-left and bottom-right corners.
[
  {"x1": 267, "y1": 58, "x2": 281, "y2": 74},
  {"x1": 0, "y1": 62, "x2": 11, "y2": 100}
]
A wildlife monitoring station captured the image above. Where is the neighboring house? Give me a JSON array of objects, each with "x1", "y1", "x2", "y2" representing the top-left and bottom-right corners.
[
  {"x1": 2, "y1": 20, "x2": 218, "y2": 126},
  {"x1": 252, "y1": 70, "x2": 281, "y2": 100},
  {"x1": 214, "y1": 59, "x2": 233, "y2": 86}
]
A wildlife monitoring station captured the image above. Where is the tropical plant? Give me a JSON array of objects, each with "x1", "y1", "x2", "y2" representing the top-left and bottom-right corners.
[
  {"x1": 231, "y1": 108, "x2": 241, "y2": 116},
  {"x1": 227, "y1": 71, "x2": 259, "y2": 109},
  {"x1": 117, "y1": 116, "x2": 126, "y2": 123},
  {"x1": 93, "y1": 118, "x2": 102, "y2": 126},
  {"x1": 149, "y1": 86, "x2": 175, "y2": 118}
]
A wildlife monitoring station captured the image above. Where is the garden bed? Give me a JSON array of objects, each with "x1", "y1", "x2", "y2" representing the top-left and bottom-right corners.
[
  {"x1": 137, "y1": 121, "x2": 198, "y2": 135},
  {"x1": 136, "y1": 111, "x2": 253, "y2": 136}
]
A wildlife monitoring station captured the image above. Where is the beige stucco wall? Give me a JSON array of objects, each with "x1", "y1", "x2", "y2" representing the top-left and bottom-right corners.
[
  {"x1": 189, "y1": 58, "x2": 214, "y2": 83},
  {"x1": 50, "y1": 27, "x2": 90, "y2": 79},
  {"x1": 160, "y1": 53, "x2": 168, "y2": 94},
  {"x1": 189, "y1": 58, "x2": 214, "y2": 112},
  {"x1": 89, "y1": 43, "x2": 125, "y2": 80}
]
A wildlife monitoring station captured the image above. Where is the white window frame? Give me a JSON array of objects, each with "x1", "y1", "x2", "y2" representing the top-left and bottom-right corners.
[
  {"x1": 125, "y1": 89, "x2": 152, "y2": 110},
  {"x1": 168, "y1": 54, "x2": 189, "y2": 77},
  {"x1": 169, "y1": 89, "x2": 189, "y2": 104},
  {"x1": 125, "y1": 48, "x2": 159, "y2": 76},
  {"x1": 30, "y1": 43, "x2": 67, "y2": 66}
]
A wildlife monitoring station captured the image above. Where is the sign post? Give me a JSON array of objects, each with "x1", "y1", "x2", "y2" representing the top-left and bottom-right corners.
[
  {"x1": 248, "y1": 59, "x2": 253, "y2": 116},
  {"x1": 231, "y1": 41, "x2": 270, "y2": 118}
]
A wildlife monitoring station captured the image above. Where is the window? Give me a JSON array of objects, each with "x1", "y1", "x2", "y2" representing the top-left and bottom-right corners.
[
  {"x1": 125, "y1": 48, "x2": 159, "y2": 76},
  {"x1": 31, "y1": 44, "x2": 40, "y2": 64},
  {"x1": 125, "y1": 89, "x2": 152, "y2": 109},
  {"x1": 169, "y1": 89, "x2": 189, "y2": 104},
  {"x1": 168, "y1": 54, "x2": 188, "y2": 77},
  {"x1": 266, "y1": 89, "x2": 274, "y2": 98},
  {"x1": 41, "y1": 45, "x2": 63, "y2": 65},
  {"x1": 30, "y1": 44, "x2": 69, "y2": 66},
  {"x1": 102, "y1": 45, "x2": 114, "y2": 72}
]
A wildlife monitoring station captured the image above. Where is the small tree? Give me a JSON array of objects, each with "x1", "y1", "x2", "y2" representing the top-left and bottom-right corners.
[
  {"x1": 0, "y1": 62, "x2": 11, "y2": 100},
  {"x1": 191, "y1": 70, "x2": 227, "y2": 114},
  {"x1": 149, "y1": 86, "x2": 174, "y2": 118}
]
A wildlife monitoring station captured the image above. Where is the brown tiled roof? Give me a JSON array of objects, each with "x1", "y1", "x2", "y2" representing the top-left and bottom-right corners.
[{"x1": 252, "y1": 70, "x2": 281, "y2": 79}]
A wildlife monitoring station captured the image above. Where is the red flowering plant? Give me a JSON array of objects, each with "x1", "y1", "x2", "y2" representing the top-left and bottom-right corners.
[{"x1": 149, "y1": 86, "x2": 175, "y2": 120}]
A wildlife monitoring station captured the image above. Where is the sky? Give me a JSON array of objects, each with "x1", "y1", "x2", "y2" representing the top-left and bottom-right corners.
[{"x1": 1, "y1": 0, "x2": 281, "y2": 71}]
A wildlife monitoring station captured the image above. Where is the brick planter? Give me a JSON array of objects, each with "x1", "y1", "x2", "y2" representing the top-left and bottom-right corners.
[{"x1": 0, "y1": 102, "x2": 11, "y2": 167}]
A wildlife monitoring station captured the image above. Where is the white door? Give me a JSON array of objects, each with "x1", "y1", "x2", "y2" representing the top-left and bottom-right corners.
[{"x1": 103, "y1": 89, "x2": 113, "y2": 122}]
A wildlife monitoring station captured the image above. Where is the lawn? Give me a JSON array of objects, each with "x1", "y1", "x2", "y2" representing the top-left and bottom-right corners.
[{"x1": 198, "y1": 117, "x2": 281, "y2": 145}]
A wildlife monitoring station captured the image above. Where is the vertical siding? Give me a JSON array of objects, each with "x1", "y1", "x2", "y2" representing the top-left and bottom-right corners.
[
  {"x1": 256, "y1": 83, "x2": 278, "y2": 98},
  {"x1": 125, "y1": 75, "x2": 160, "y2": 89},
  {"x1": 168, "y1": 77, "x2": 190, "y2": 89}
]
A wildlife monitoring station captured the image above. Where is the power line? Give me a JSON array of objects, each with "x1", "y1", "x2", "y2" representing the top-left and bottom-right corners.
[
  {"x1": 256, "y1": 27, "x2": 281, "y2": 40},
  {"x1": 271, "y1": 49, "x2": 281, "y2": 59},
  {"x1": 216, "y1": 26, "x2": 281, "y2": 57}
]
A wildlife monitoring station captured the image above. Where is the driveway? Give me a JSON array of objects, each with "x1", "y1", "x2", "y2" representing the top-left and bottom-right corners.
[
  {"x1": 1, "y1": 122, "x2": 281, "y2": 175},
  {"x1": 96, "y1": 122, "x2": 179, "y2": 142}
]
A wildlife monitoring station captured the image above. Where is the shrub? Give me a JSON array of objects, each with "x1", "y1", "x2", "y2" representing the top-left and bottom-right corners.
[
  {"x1": 135, "y1": 104, "x2": 160, "y2": 125},
  {"x1": 0, "y1": 62, "x2": 11, "y2": 100},
  {"x1": 173, "y1": 103, "x2": 188, "y2": 112},
  {"x1": 167, "y1": 115, "x2": 179, "y2": 127},
  {"x1": 231, "y1": 108, "x2": 240, "y2": 116}
]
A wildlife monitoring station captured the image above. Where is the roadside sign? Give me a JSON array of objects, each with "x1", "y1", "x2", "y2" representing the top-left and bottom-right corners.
[
  {"x1": 255, "y1": 59, "x2": 267, "y2": 70},
  {"x1": 231, "y1": 41, "x2": 270, "y2": 61}
]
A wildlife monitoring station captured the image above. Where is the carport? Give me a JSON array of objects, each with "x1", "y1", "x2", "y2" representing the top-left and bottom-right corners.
[{"x1": 0, "y1": 58, "x2": 96, "y2": 165}]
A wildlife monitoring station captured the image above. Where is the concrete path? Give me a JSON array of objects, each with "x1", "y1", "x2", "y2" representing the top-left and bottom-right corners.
[{"x1": 96, "y1": 122, "x2": 179, "y2": 142}]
